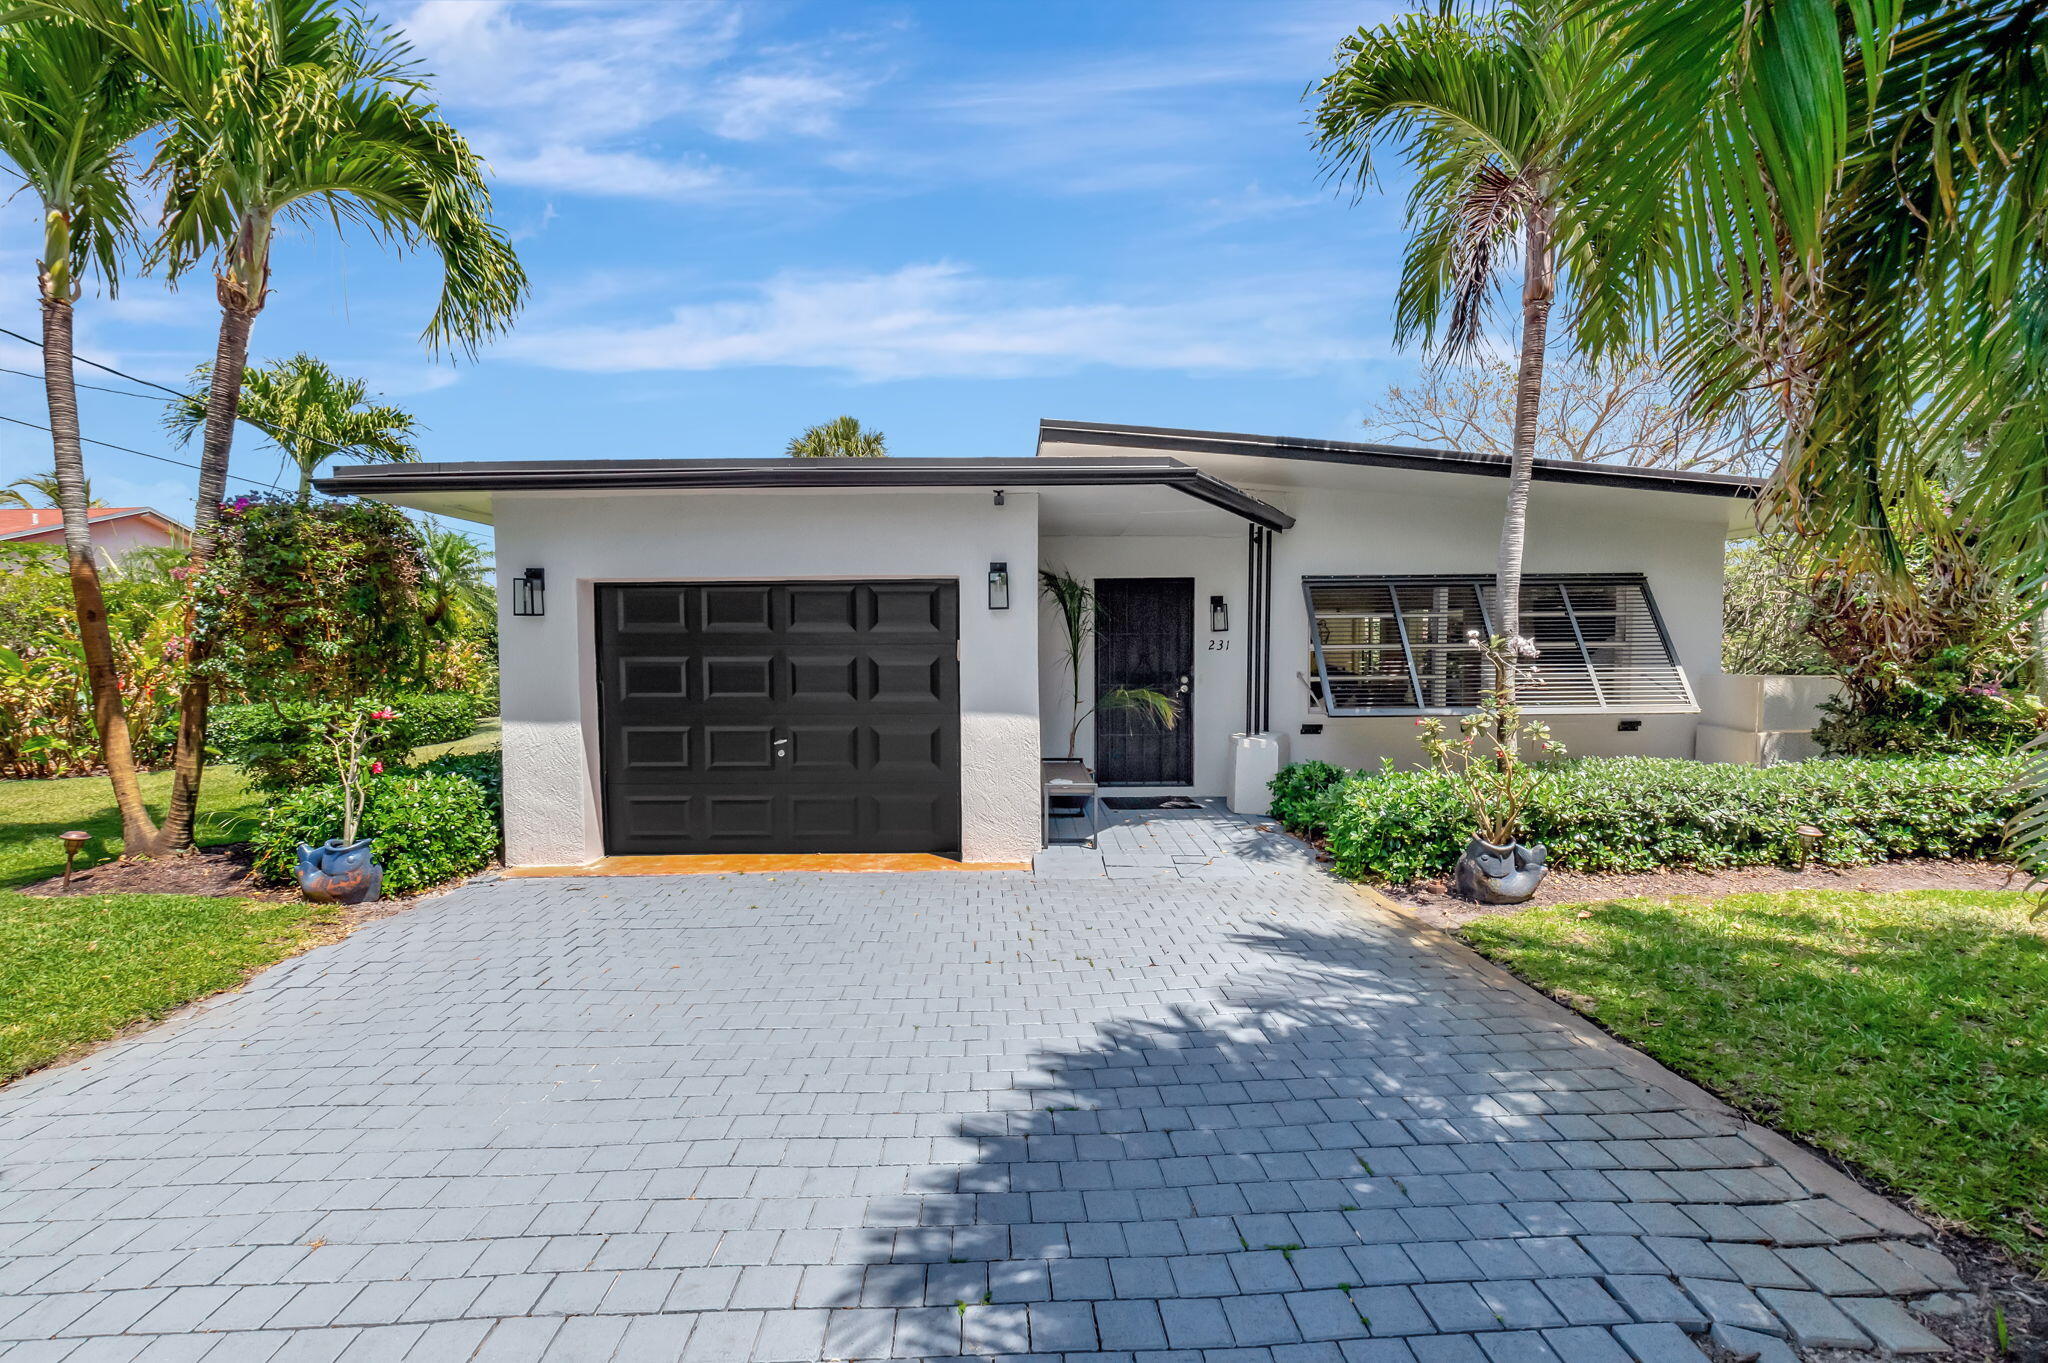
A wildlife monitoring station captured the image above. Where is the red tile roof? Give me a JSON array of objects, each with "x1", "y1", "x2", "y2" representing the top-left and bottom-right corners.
[{"x1": 0, "y1": 507, "x2": 189, "y2": 539}]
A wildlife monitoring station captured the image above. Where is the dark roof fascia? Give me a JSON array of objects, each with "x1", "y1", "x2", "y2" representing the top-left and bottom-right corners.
[
  {"x1": 316, "y1": 456, "x2": 1296, "y2": 531},
  {"x1": 1038, "y1": 419, "x2": 1762, "y2": 500}
]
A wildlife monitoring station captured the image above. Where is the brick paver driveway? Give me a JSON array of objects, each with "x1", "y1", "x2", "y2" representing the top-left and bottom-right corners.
[{"x1": 0, "y1": 812, "x2": 1963, "y2": 1361}]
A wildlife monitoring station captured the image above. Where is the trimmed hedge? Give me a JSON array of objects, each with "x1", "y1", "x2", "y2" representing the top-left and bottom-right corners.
[
  {"x1": 209, "y1": 692, "x2": 484, "y2": 790},
  {"x1": 1270, "y1": 754, "x2": 2025, "y2": 883},
  {"x1": 251, "y1": 763, "x2": 500, "y2": 895}
]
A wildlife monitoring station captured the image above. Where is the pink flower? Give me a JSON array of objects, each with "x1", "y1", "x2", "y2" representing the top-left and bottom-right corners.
[
  {"x1": 369, "y1": 708, "x2": 397, "y2": 720},
  {"x1": 370, "y1": 760, "x2": 383, "y2": 775}
]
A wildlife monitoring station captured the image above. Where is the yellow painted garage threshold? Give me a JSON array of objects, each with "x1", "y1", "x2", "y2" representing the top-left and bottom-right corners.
[{"x1": 503, "y1": 853, "x2": 1033, "y2": 878}]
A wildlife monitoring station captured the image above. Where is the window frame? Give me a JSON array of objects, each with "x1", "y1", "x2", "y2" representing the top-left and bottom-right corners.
[{"x1": 1302, "y1": 571, "x2": 1697, "y2": 717}]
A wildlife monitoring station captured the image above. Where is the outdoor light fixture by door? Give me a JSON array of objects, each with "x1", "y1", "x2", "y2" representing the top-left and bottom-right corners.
[
  {"x1": 1210, "y1": 594, "x2": 1229, "y2": 632},
  {"x1": 512, "y1": 567, "x2": 546, "y2": 617},
  {"x1": 987, "y1": 562, "x2": 1010, "y2": 610}
]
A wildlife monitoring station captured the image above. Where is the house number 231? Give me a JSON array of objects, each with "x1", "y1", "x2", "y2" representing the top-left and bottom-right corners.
[{"x1": 1207, "y1": 639, "x2": 1231, "y2": 651}]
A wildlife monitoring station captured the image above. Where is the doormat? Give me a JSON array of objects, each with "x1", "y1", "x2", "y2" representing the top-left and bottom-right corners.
[{"x1": 1103, "y1": 796, "x2": 1207, "y2": 811}]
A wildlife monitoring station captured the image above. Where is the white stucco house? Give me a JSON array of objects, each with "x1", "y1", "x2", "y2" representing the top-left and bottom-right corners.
[{"x1": 320, "y1": 420, "x2": 1763, "y2": 868}]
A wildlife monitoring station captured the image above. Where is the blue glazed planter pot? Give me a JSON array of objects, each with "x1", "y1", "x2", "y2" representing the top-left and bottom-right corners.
[
  {"x1": 296, "y1": 837, "x2": 384, "y2": 905},
  {"x1": 1454, "y1": 836, "x2": 1547, "y2": 904}
]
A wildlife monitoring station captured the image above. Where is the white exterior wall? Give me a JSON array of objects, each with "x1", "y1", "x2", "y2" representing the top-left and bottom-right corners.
[
  {"x1": 1036, "y1": 533, "x2": 1249, "y2": 793},
  {"x1": 491, "y1": 489, "x2": 1041, "y2": 866},
  {"x1": 1256, "y1": 477, "x2": 1732, "y2": 773}
]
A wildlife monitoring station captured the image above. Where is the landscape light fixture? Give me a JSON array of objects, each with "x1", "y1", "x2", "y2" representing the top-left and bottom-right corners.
[
  {"x1": 988, "y1": 562, "x2": 1010, "y2": 610},
  {"x1": 1210, "y1": 594, "x2": 1229, "y2": 632},
  {"x1": 58, "y1": 830, "x2": 90, "y2": 891},
  {"x1": 512, "y1": 567, "x2": 546, "y2": 617}
]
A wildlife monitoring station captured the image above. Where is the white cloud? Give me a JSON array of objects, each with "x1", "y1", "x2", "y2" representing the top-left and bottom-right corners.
[
  {"x1": 501, "y1": 261, "x2": 1382, "y2": 382},
  {"x1": 399, "y1": 1, "x2": 869, "y2": 203}
]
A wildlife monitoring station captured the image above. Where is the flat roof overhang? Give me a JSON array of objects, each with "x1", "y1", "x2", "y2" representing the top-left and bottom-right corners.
[
  {"x1": 1037, "y1": 418, "x2": 1764, "y2": 501},
  {"x1": 315, "y1": 455, "x2": 1294, "y2": 532}
]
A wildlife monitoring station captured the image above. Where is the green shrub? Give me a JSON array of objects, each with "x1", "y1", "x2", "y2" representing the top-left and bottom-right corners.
[
  {"x1": 416, "y1": 749, "x2": 502, "y2": 820},
  {"x1": 1271, "y1": 754, "x2": 2025, "y2": 882},
  {"x1": 251, "y1": 771, "x2": 499, "y2": 895},
  {"x1": 1267, "y1": 759, "x2": 1351, "y2": 836},
  {"x1": 210, "y1": 692, "x2": 484, "y2": 789}
]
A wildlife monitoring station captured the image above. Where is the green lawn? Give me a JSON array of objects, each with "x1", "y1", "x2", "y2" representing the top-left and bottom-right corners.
[
  {"x1": 0, "y1": 765, "x2": 265, "y2": 889},
  {"x1": 0, "y1": 890, "x2": 338, "y2": 1081},
  {"x1": 1463, "y1": 890, "x2": 2048, "y2": 1269}
]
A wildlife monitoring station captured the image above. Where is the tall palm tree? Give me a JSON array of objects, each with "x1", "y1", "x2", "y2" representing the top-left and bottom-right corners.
[
  {"x1": 1311, "y1": 2, "x2": 1635, "y2": 733},
  {"x1": 0, "y1": 15, "x2": 163, "y2": 852},
  {"x1": 41, "y1": 0, "x2": 529, "y2": 851},
  {"x1": 166, "y1": 353, "x2": 420, "y2": 501},
  {"x1": 786, "y1": 415, "x2": 887, "y2": 458},
  {"x1": 1585, "y1": 2, "x2": 2048, "y2": 871}
]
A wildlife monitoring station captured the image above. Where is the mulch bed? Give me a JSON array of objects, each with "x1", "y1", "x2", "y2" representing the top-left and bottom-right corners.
[
  {"x1": 14, "y1": 843, "x2": 431, "y2": 928},
  {"x1": 1373, "y1": 857, "x2": 2024, "y2": 930}
]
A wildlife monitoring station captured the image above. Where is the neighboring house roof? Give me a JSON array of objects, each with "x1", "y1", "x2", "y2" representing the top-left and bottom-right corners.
[
  {"x1": 317, "y1": 455, "x2": 1298, "y2": 532},
  {"x1": 0, "y1": 506, "x2": 194, "y2": 543},
  {"x1": 1035, "y1": 418, "x2": 1764, "y2": 500}
]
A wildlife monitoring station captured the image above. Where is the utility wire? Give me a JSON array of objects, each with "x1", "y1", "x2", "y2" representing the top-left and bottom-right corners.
[
  {"x1": 0, "y1": 412, "x2": 289, "y2": 492},
  {"x1": 0, "y1": 364, "x2": 169, "y2": 402},
  {"x1": 0, "y1": 324, "x2": 410, "y2": 460}
]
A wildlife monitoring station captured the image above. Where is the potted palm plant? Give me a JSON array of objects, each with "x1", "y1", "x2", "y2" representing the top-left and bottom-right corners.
[
  {"x1": 1418, "y1": 635, "x2": 1563, "y2": 902},
  {"x1": 1040, "y1": 568, "x2": 1182, "y2": 758}
]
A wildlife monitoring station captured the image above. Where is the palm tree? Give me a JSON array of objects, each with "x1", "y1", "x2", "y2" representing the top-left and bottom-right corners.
[
  {"x1": 3, "y1": 471, "x2": 104, "y2": 507},
  {"x1": 417, "y1": 521, "x2": 493, "y2": 635},
  {"x1": 786, "y1": 416, "x2": 887, "y2": 458},
  {"x1": 166, "y1": 354, "x2": 419, "y2": 502},
  {"x1": 1581, "y1": 1, "x2": 2048, "y2": 878},
  {"x1": 0, "y1": 14, "x2": 163, "y2": 852},
  {"x1": 1311, "y1": 2, "x2": 1634, "y2": 734},
  {"x1": 41, "y1": 0, "x2": 529, "y2": 851}
]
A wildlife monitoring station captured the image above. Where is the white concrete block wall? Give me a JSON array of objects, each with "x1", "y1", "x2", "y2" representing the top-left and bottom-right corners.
[{"x1": 492, "y1": 488, "x2": 1041, "y2": 866}]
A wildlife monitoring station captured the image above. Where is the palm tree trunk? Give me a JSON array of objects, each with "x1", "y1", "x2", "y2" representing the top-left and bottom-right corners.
[
  {"x1": 153, "y1": 296, "x2": 258, "y2": 854},
  {"x1": 42, "y1": 292, "x2": 161, "y2": 852},
  {"x1": 1494, "y1": 206, "x2": 1556, "y2": 751}
]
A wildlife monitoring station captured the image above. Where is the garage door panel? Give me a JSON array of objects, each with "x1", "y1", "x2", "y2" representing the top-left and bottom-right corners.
[
  {"x1": 615, "y1": 586, "x2": 688, "y2": 632},
  {"x1": 872, "y1": 584, "x2": 950, "y2": 635},
  {"x1": 598, "y1": 581, "x2": 960, "y2": 855},
  {"x1": 702, "y1": 655, "x2": 774, "y2": 699},
  {"x1": 788, "y1": 655, "x2": 861, "y2": 701},
  {"x1": 618, "y1": 657, "x2": 689, "y2": 699},
  {"x1": 701, "y1": 586, "x2": 773, "y2": 631},
  {"x1": 617, "y1": 725, "x2": 691, "y2": 770}
]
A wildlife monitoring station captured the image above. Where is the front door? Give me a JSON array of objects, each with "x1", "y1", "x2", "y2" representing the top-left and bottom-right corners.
[
  {"x1": 1093, "y1": 577, "x2": 1194, "y2": 785},
  {"x1": 596, "y1": 581, "x2": 960, "y2": 855}
]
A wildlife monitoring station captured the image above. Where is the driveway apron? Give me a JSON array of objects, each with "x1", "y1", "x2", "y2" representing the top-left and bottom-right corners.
[{"x1": 0, "y1": 813, "x2": 1963, "y2": 1361}]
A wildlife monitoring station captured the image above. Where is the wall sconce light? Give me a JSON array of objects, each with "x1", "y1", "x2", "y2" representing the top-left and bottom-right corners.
[
  {"x1": 1210, "y1": 594, "x2": 1229, "y2": 632},
  {"x1": 987, "y1": 562, "x2": 1010, "y2": 610},
  {"x1": 512, "y1": 567, "x2": 545, "y2": 617}
]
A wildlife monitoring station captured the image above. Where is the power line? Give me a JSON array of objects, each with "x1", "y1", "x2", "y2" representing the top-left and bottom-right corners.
[
  {"x1": 0, "y1": 364, "x2": 170, "y2": 403},
  {"x1": 0, "y1": 324, "x2": 411, "y2": 461},
  {"x1": 0, "y1": 412, "x2": 289, "y2": 492}
]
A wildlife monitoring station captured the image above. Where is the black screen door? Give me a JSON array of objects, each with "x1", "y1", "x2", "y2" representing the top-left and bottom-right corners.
[{"x1": 1094, "y1": 577, "x2": 1194, "y2": 785}]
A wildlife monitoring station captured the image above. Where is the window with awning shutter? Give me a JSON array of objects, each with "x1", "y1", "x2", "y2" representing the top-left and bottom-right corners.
[{"x1": 1303, "y1": 573, "x2": 1697, "y2": 716}]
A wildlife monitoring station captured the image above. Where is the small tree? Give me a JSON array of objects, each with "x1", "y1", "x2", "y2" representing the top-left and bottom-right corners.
[
  {"x1": 166, "y1": 354, "x2": 420, "y2": 503},
  {"x1": 786, "y1": 416, "x2": 886, "y2": 458},
  {"x1": 1416, "y1": 635, "x2": 1562, "y2": 847}
]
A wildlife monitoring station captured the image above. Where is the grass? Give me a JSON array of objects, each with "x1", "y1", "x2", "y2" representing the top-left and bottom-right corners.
[
  {"x1": 0, "y1": 890, "x2": 339, "y2": 1082},
  {"x1": 0, "y1": 720, "x2": 501, "y2": 889},
  {"x1": 1463, "y1": 890, "x2": 2048, "y2": 1269},
  {"x1": 0, "y1": 765, "x2": 264, "y2": 889}
]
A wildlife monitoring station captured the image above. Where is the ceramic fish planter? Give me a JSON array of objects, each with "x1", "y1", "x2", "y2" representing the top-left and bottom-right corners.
[
  {"x1": 297, "y1": 837, "x2": 383, "y2": 905},
  {"x1": 1454, "y1": 836, "x2": 1547, "y2": 904}
]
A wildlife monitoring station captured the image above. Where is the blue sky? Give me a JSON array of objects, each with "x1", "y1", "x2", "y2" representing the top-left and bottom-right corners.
[{"x1": 0, "y1": 0, "x2": 1420, "y2": 529}]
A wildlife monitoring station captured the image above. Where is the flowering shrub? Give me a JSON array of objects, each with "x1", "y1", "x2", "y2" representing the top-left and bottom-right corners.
[
  {"x1": 209, "y1": 691, "x2": 482, "y2": 789},
  {"x1": 1272, "y1": 753, "x2": 2027, "y2": 882},
  {"x1": 251, "y1": 768, "x2": 499, "y2": 894}
]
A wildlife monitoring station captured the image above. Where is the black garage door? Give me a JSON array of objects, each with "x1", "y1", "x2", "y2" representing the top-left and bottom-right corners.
[{"x1": 596, "y1": 581, "x2": 960, "y2": 855}]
